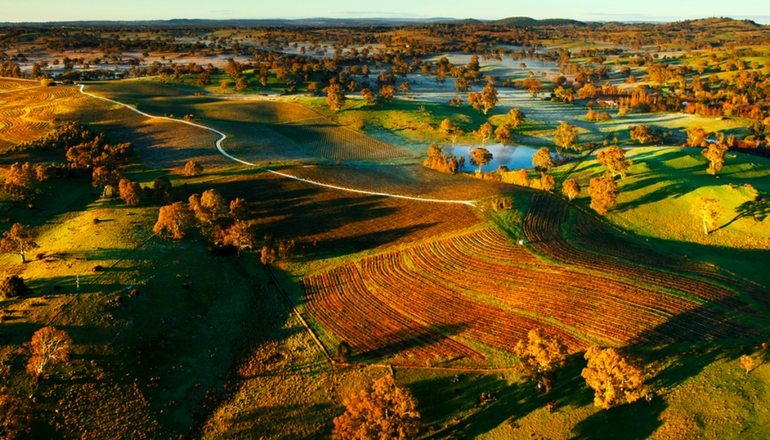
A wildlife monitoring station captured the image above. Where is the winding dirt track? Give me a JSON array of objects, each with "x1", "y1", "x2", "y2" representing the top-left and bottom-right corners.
[{"x1": 77, "y1": 84, "x2": 478, "y2": 207}]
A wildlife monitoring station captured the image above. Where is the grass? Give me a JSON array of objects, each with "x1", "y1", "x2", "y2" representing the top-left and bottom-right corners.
[{"x1": 560, "y1": 146, "x2": 770, "y2": 286}]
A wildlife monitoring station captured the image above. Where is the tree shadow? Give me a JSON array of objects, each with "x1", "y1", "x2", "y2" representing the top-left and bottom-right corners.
[
  {"x1": 356, "y1": 322, "x2": 472, "y2": 361},
  {"x1": 570, "y1": 398, "x2": 667, "y2": 440},
  {"x1": 717, "y1": 197, "x2": 770, "y2": 231}
]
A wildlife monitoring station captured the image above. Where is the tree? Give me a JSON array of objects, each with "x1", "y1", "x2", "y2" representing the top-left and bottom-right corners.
[
  {"x1": 522, "y1": 77, "x2": 542, "y2": 98},
  {"x1": 27, "y1": 326, "x2": 72, "y2": 384},
  {"x1": 513, "y1": 329, "x2": 569, "y2": 392},
  {"x1": 692, "y1": 197, "x2": 721, "y2": 235},
  {"x1": 469, "y1": 147, "x2": 493, "y2": 173},
  {"x1": 562, "y1": 179, "x2": 581, "y2": 201},
  {"x1": 629, "y1": 125, "x2": 662, "y2": 144},
  {"x1": 324, "y1": 79, "x2": 346, "y2": 111},
  {"x1": 740, "y1": 355, "x2": 759, "y2": 374},
  {"x1": 91, "y1": 166, "x2": 122, "y2": 196},
  {"x1": 532, "y1": 147, "x2": 554, "y2": 171},
  {"x1": 0, "y1": 275, "x2": 31, "y2": 300},
  {"x1": 150, "y1": 176, "x2": 173, "y2": 204},
  {"x1": 582, "y1": 346, "x2": 646, "y2": 410},
  {"x1": 439, "y1": 118, "x2": 454, "y2": 135},
  {"x1": 379, "y1": 84, "x2": 396, "y2": 102},
  {"x1": 554, "y1": 122, "x2": 580, "y2": 152},
  {"x1": 588, "y1": 173, "x2": 619, "y2": 215},
  {"x1": 183, "y1": 160, "x2": 204, "y2": 177},
  {"x1": 467, "y1": 92, "x2": 482, "y2": 112},
  {"x1": 494, "y1": 123, "x2": 513, "y2": 146},
  {"x1": 597, "y1": 146, "x2": 631, "y2": 178},
  {"x1": 687, "y1": 126, "x2": 708, "y2": 147},
  {"x1": 0, "y1": 223, "x2": 38, "y2": 263},
  {"x1": 507, "y1": 108, "x2": 525, "y2": 128},
  {"x1": 201, "y1": 189, "x2": 226, "y2": 219},
  {"x1": 3, "y1": 162, "x2": 36, "y2": 202},
  {"x1": 235, "y1": 77, "x2": 249, "y2": 92},
  {"x1": 332, "y1": 375, "x2": 420, "y2": 440},
  {"x1": 480, "y1": 82, "x2": 498, "y2": 114},
  {"x1": 398, "y1": 82, "x2": 411, "y2": 94},
  {"x1": 118, "y1": 179, "x2": 142, "y2": 206},
  {"x1": 0, "y1": 387, "x2": 31, "y2": 440},
  {"x1": 361, "y1": 88, "x2": 376, "y2": 105},
  {"x1": 153, "y1": 202, "x2": 194, "y2": 239},
  {"x1": 229, "y1": 197, "x2": 249, "y2": 220},
  {"x1": 540, "y1": 173, "x2": 555, "y2": 193},
  {"x1": 222, "y1": 220, "x2": 256, "y2": 256},
  {"x1": 473, "y1": 122, "x2": 494, "y2": 147},
  {"x1": 455, "y1": 76, "x2": 471, "y2": 92},
  {"x1": 702, "y1": 141, "x2": 729, "y2": 175}
]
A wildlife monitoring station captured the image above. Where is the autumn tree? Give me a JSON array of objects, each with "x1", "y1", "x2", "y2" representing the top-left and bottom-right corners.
[
  {"x1": 474, "y1": 122, "x2": 494, "y2": 147},
  {"x1": 222, "y1": 220, "x2": 256, "y2": 256},
  {"x1": 522, "y1": 77, "x2": 542, "y2": 98},
  {"x1": 469, "y1": 147, "x2": 493, "y2": 173},
  {"x1": 588, "y1": 172, "x2": 619, "y2": 215},
  {"x1": 379, "y1": 84, "x2": 396, "y2": 102},
  {"x1": 467, "y1": 92, "x2": 482, "y2": 112},
  {"x1": 740, "y1": 355, "x2": 759, "y2": 374},
  {"x1": 398, "y1": 82, "x2": 411, "y2": 94},
  {"x1": 687, "y1": 126, "x2": 708, "y2": 147},
  {"x1": 118, "y1": 179, "x2": 142, "y2": 206},
  {"x1": 150, "y1": 176, "x2": 173, "y2": 204},
  {"x1": 27, "y1": 326, "x2": 72, "y2": 384},
  {"x1": 582, "y1": 346, "x2": 646, "y2": 410},
  {"x1": 3, "y1": 162, "x2": 36, "y2": 202},
  {"x1": 494, "y1": 123, "x2": 513, "y2": 146},
  {"x1": 532, "y1": 147, "x2": 554, "y2": 171},
  {"x1": 332, "y1": 375, "x2": 420, "y2": 440},
  {"x1": 629, "y1": 125, "x2": 663, "y2": 144},
  {"x1": 480, "y1": 81, "x2": 498, "y2": 114},
  {"x1": 235, "y1": 77, "x2": 249, "y2": 92},
  {"x1": 507, "y1": 108, "x2": 526, "y2": 128},
  {"x1": 201, "y1": 189, "x2": 226, "y2": 218},
  {"x1": 153, "y1": 202, "x2": 194, "y2": 239},
  {"x1": 455, "y1": 76, "x2": 470, "y2": 92},
  {"x1": 692, "y1": 197, "x2": 721, "y2": 235},
  {"x1": 0, "y1": 387, "x2": 31, "y2": 439},
  {"x1": 91, "y1": 166, "x2": 122, "y2": 196},
  {"x1": 562, "y1": 179, "x2": 581, "y2": 201},
  {"x1": 324, "y1": 79, "x2": 346, "y2": 111},
  {"x1": 229, "y1": 197, "x2": 249, "y2": 220},
  {"x1": 514, "y1": 329, "x2": 569, "y2": 392},
  {"x1": 0, "y1": 223, "x2": 38, "y2": 263},
  {"x1": 540, "y1": 173, "x2": 556, "y2": 193},
  {"x1": 702, "y1": 141, "x2": 729, "y2": 175},
  {"x1": 360, "y1": 88, "x2": 376, "y2": 105},
  {"x1": 439, "y1": 118, "x2": 454, "y2": 135},
  {"x1": 554, "y1": 121, "x2": 580, "y2": 152},
  {"x1": 183, "y1": 160, "x2": 204, "y2": 177},
  {"x1": 597, "y1": 146, "x2": 631, "y2": 178}
]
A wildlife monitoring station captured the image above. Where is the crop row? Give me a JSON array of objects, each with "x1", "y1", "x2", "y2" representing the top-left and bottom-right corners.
[
  {"x1": 301, "y1": 263, "x2": 484, "y2": 362},
  {"x1": 522, "y1": 194, "x2": 761, "y2": 318},
  {"x1": 271, "y1": 117, "x2": 412, "y2": 162},
  {"x1": 404, "y1": 231, "x2": 752, "y2": 344}
]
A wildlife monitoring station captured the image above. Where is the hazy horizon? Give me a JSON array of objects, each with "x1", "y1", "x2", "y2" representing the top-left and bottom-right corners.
[{"x1": 3, "y1": 0, "x2": 769, "y2": 24}]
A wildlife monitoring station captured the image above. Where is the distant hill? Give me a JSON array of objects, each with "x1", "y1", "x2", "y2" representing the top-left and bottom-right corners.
[
  {"x1": 491, "y1": 17, "x2": 586, "y2": 27},
  {"x1": 0, "y1": 17, "x2": 468, "y2": 27}
]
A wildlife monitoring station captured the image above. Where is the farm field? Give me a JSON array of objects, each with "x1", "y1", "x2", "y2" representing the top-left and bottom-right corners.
[{"x1": 2, "y1": 15, "x2": 770, "y2": 440}]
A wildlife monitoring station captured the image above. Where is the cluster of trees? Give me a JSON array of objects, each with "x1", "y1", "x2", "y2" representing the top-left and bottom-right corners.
[{"x1": 422, "y1": 144, "x2": 459, "y2": 174}]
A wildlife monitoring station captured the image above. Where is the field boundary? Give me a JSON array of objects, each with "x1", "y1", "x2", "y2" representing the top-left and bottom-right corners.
[{"x1": 77, "y1": 84, "x2": 477, "y2": 207}]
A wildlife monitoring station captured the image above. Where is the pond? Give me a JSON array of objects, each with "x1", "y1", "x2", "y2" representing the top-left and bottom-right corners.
[{"x1": 444, "y1": 144, "x2": 541, "y2": 173}]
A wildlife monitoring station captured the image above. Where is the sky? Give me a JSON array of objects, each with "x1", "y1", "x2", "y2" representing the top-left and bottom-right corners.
[{"x1": 4, "y1": 0, "x2": 769, "y2": 24}]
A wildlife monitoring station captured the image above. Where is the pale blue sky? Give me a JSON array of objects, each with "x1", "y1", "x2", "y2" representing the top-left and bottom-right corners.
[{"x1": 5, "y1": 0, "x2": 769, "y2": 23}]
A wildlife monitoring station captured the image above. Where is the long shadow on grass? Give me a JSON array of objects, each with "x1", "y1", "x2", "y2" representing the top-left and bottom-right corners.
[
  {"x1": 356, "y1": 323, "x2": 471, "y2": 361},
  {"x1": 570, "y1": 398, "x2": 667, "y2": 440}
]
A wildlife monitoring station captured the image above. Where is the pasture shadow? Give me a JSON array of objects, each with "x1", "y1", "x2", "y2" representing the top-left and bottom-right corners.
[{"x1": 717, "y1": 198, "x2": 770, "y2": 231}]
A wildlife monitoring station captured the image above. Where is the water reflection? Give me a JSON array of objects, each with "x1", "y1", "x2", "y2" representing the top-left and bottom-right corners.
[{"x1": 445, "y1": 144, "x2": 539, "y2": 172}]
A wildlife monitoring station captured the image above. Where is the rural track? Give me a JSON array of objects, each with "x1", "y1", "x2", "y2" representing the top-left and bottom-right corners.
[{"x1": 76, "y1": 84, "x2": 478, "y2": 207}]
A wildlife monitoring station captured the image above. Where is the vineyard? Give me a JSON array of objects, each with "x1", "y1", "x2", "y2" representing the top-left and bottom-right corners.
[
  {"x1": 522, "y1": 194, "x2": 763, "y2": 318},
  {"x1": 0, "y1": 86, "x2": 88, "y2": 148},
  {"x1": 300, "y1": 227, "x2": 759, "y2": 365},
  {"x1": 270, "y1": 116, "x2": 413, "y2": 162}
]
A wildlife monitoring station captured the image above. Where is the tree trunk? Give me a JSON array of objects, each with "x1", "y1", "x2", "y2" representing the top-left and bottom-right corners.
[{"x1": 703, "y1": 217, "x2": 709, "y2": 235}]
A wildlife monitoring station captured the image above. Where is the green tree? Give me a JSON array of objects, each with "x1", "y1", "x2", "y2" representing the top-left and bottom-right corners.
[
  {"x1": 0, "y1": 223, "x2": 38, "y2": 263},
  {"x1": 332, "y1": 375, "x2": 420, "y2": 440},
  {"x1": 582, "y1": 346, "x2": 646, "y2": 410}
]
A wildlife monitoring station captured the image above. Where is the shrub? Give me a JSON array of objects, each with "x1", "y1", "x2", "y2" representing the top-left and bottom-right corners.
[{"x1": 0, "y1": 275, "x2": 31, "y2": 300}]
